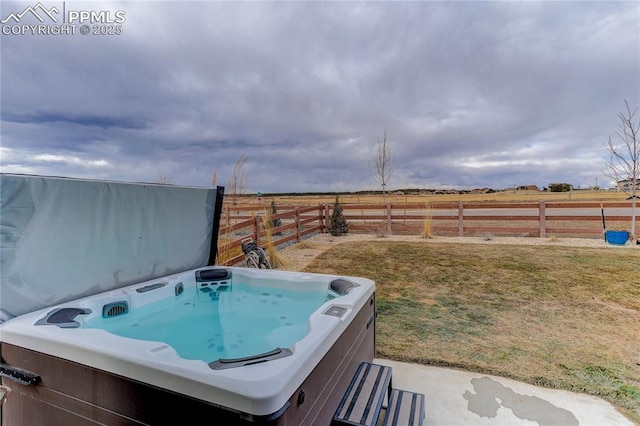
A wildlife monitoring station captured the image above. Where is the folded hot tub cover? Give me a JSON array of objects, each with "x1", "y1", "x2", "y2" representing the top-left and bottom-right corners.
[{"x1": 0, "y1": 174, "x2": 221, "y2": 321}]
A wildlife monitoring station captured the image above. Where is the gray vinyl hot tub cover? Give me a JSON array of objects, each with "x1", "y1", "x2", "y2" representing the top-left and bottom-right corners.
[{"x1": 0, "y1": 174, "x2": 218, "y2": 321}]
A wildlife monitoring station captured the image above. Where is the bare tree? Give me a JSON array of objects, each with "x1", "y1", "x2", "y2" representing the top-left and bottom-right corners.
[
  {"x1": 156, "y1": 172, "x2": 171, "y2": 184},
  {"x1": 371, "y1": 128, "x2": 395, "y2": 199},
  {"x1": 604, "y1": 99, "x2": 639, "y2": 238},
  {"x1": 227, "y1": 154, "x2": 248, "y2": 205}
]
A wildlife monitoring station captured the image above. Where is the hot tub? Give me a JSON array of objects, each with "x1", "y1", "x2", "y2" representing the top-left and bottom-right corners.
[
  {"x1": 0, "y1": 266, "x2": 376, "y2": 425},
  {"x1": 0, "y1": 175, "x2": 376, "y2": 425}
]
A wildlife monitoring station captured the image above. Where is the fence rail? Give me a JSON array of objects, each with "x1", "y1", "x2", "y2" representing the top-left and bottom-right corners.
[{"x1": 216, "y1": 201, "x2": 638, "y2": 265}]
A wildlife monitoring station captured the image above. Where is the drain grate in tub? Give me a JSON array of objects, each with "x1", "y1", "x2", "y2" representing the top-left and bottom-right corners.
[{"x1": 102, "y1": 301, "x2": 129, "y2": 318}]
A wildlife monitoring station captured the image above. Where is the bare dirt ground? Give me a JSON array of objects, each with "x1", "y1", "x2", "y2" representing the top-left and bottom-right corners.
[{"x1": 279, "y1": 233, "x2": 638, "y2": 272}]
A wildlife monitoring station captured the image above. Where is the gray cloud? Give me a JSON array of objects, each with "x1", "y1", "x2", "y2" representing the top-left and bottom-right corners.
[{"x1": 1, "y1": 0, "x2": 638, "y2": 192}]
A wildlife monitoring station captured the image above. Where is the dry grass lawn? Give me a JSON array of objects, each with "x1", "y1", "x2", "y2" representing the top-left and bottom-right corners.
[
  {"x1": 302, "y1": 241, "x2": 640, "y2": 423},
  {"x1": 246, "y1": 189, "x2": 631, "y2": 207}
]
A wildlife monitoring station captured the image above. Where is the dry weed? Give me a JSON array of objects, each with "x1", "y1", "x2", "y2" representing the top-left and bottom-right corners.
[
  {"x1": 420, "y1": 203, "x2": 434, "y2": 239},
  {"x1": 295, "y1": 239, "x2": 318, "y2": 250},
  {"x1": 261, "y1": 213, "x2": 288, "y2": 269}
]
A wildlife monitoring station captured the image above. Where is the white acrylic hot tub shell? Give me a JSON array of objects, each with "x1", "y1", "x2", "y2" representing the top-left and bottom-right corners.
[{"x1": 0, "y1": 267, "x2": 375, "y2": 417}]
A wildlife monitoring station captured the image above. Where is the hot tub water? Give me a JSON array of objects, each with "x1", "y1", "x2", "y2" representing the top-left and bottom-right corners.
[{"x1": 82, "y1": 283, "x2": 332, "y2": 362}]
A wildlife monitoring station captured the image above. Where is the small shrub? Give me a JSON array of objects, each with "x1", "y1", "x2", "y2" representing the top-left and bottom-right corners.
[{"x1": 329, "y1": 196, "x2": 349, "y2": 236}]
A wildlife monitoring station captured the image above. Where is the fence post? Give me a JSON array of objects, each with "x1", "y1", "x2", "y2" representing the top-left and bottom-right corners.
[
  {"x1": 295, "y1": 208, "x2": 301, "y2": 242},
  {"x1": 386, "y1": 203, "x2": 392, "y2": 234},
  {"x1": 323, "y1": 203, "x2": 328, "y2": 233},
  {"x1": 325, "y1": 203, "x2": 330, "y2": 233},
  {"x1": 319, "y1": 204, "x2": 327, "y2": 234},
  {"x1": 253, "y1": 216, "x2": 260, "y2": 245},
  {"x1": 458, "y1": 202, "x2": 464, "y2": 237},
  {"x1": 539, "y1": 201, "x2": 546, "y2": 238}
]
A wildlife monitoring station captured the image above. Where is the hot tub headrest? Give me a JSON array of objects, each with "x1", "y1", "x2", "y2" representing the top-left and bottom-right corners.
[
  {"x1": 196, "y1": 268, "x2": 232, "y2": 282},
  {"x1": 330, "y1": 278, "x2": 360, "y2": 296},
  {"x1": 34, "y1": 308, "x2": 92, "y2": 328}
]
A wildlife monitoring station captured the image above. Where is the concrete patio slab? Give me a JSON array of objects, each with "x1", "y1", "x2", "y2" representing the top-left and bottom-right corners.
[{"x1": 375, "y1": 359, "x2": 635, "y2": 426}]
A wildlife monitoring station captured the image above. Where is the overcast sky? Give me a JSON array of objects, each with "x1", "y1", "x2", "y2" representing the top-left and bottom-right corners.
[{"x1": 1, "y1": 1, "x2": 639, "y2": 193}]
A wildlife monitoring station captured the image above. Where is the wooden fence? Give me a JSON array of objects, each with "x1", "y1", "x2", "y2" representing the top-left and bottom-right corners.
[
  {"x1": 217, "y1": 201, "x2": 638, "y2": 265},
  {"x1": 217, "y1": 205, "x2": 325, "y2": 266}
]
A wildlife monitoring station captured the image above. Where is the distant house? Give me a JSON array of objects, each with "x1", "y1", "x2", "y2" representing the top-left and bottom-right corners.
[
  {"x1": 517, "y1": 185, "x2": 539, "y2": 191},
  {"x1": 616, "y1": 178, "x2": 639, "y2": 193}
]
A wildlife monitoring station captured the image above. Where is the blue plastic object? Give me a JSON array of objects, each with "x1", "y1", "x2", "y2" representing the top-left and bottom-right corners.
[{"x1": 605, "y1": 230, "x2": 629, "y2": 245}]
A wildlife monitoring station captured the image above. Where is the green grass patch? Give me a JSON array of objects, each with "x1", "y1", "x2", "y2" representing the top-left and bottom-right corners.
[{"x1": 303, "y1": 241, "x2": 640, "y2": 423}]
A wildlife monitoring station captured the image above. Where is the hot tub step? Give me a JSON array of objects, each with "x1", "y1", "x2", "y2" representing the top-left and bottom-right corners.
[
  {"x1": 332, "y1": 361, "x2": 392, "y2": 426},
  {"x1": 382, "y1": 388, "x2": 425, "y2": 426}
]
